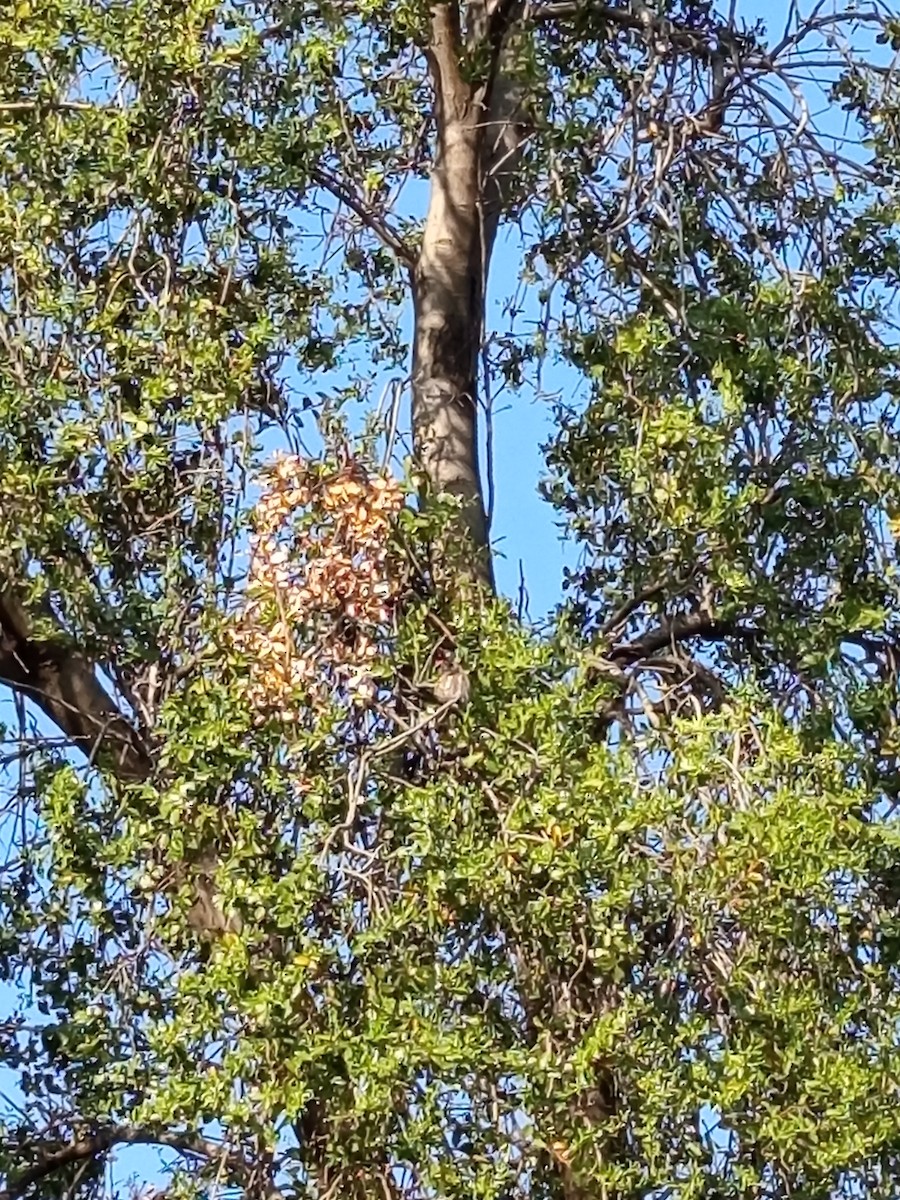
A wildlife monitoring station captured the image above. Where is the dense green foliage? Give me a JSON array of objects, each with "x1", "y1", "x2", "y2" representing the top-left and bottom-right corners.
[{"x1": 3, "y1": 1, "x2": 900, "y2": 1198}]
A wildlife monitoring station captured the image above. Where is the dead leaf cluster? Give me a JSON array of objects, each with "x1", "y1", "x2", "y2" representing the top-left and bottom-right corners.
[{"x1": 230, "y1": 452, "x2": 405, "y2": 721}]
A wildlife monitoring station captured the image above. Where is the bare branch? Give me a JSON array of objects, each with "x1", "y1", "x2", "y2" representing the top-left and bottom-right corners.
[
  {"x1": 1, "y1": 1125, "x2": 284, "y2": 1200},
  {"x1": 309, "y1": 166, "x2": 416, "y2": 268},
  {"x1": 0, "y1": 589, "x2": 151, "y2": 780},
  {"x1": 0, "y1": 100, "x2": 97, "y2": 114},
  {"x1": 609, "y1": 613, "x2": 742, "y2": 663},
  {"x1": 525, "y1": 0, "x2": 749, "y2": 63}
]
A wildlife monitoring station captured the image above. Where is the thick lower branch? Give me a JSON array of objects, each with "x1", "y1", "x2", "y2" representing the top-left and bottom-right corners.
[
  {"x1": 1, "y1": 1124, "x2": 280, "y2": 1200},
  {"x1": 0, "y1": 588, "x2": 150, "y2": 780}
]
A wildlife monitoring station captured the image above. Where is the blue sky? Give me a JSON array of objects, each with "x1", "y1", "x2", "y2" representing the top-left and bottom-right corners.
[{"x1": 482, "y1": 235, "x2": 583, "y2": 618}]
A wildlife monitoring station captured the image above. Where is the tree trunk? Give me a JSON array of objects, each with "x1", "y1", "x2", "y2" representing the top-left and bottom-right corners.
[
  {"x1": 412, "y1": 0, "x2": 529, "y2": 592},
  {"x1": 413, "y1": 3, "x2": 494, "y2": 587}
]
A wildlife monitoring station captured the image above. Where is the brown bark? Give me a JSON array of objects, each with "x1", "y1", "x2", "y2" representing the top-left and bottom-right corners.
[
  {"x1": 413, "y1": 3, "x2": 490, "y2": 584},
  {"x1": 412, "y1": 0, "x2": 528, "y2": 590},
  {"x1": 0, "y1": 586, "x2": 150, "y2": 779},
  {"x1": 0, "y1": 586, "x2": 239, "y2": 934}
]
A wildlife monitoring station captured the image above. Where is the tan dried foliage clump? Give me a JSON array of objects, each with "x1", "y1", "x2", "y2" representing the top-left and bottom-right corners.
[{"x1": 231, "y1": 453, "x2": 405, "y2": 723}]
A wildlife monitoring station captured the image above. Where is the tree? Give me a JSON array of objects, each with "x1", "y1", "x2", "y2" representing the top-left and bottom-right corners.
[{"x1": 2, "y1": 0, "x2": 900, "y2": 1196}]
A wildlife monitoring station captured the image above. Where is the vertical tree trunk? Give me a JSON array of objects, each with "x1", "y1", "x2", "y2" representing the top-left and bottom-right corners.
[
  {"x1": 412, "y1": 0, "x2": 531, "y2": 591},
  {"x1": 413, "y1": 3, "x2": 494, "y2": 588}
]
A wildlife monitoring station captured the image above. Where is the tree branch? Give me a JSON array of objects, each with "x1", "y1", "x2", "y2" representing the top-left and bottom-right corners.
[
  {"x1": 428, "y1": 0, "x2": 469, "y2": 113},
  {"x1": 0, "y1": 100, "x2": 97, "y2": 114},
  {"x1": 608, "y1": 613, "x2": 746, "y2": 663},
  {"x1": 484, "y1": 0, "x2": 522, "y2": 52},
  {"x1": 1, "y1": 1125, "x2": 284, "y2": 1200},
  {"x1": 0, "y1": 588, "x2": 150, "y2": 780},
  {"x1": 524, "y1": 0, "x2": 747, "y2": 61},
  {"x1": 308, "y1": 166, "x2": 416, "y2": 268}
]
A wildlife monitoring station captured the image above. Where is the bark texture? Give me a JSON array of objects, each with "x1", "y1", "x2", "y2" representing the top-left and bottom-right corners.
[
  {"x1": 0, "y1": 586, "x2": 150, "y2": 779},
  {"x1": 412, "y1": 0, "x2": 528, "y2": 590}
]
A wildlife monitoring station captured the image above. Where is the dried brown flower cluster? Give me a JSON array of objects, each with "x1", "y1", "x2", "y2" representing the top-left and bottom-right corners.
[{"x1": 232, "y1": 452, "x2": 405, "y2": 723}]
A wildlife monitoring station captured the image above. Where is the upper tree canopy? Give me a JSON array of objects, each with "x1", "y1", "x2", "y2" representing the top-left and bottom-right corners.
[{"x1": 2, "y1": 1, "x2": 900, "y2": 1198}]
